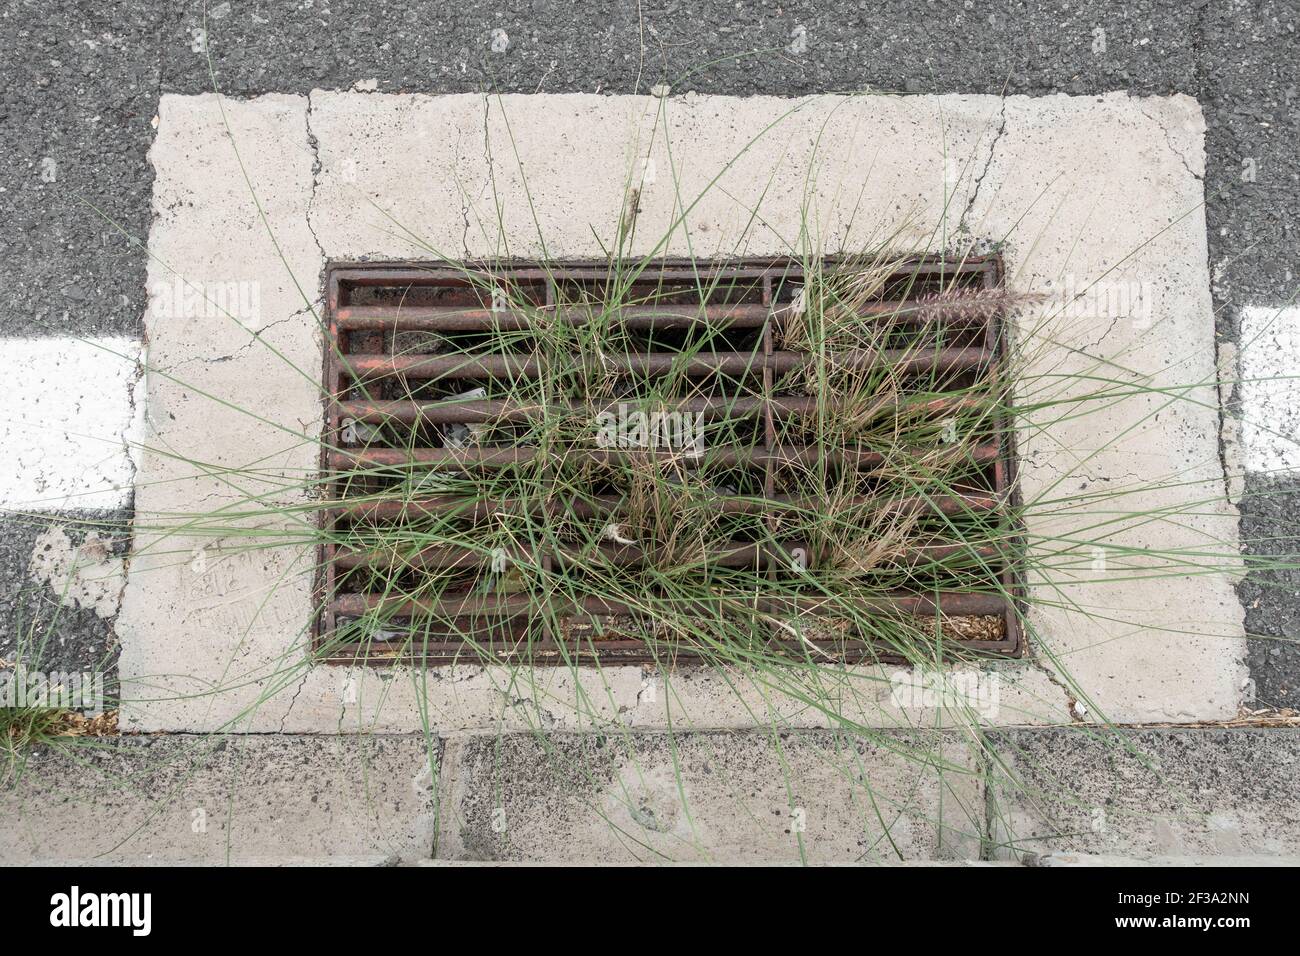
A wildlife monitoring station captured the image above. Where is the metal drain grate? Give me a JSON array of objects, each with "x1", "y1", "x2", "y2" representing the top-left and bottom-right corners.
[{"x1": 318, "y1": 257, "x2": 1023, "y2": 664}]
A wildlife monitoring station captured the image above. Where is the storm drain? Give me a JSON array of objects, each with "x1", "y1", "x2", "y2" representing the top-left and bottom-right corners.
[{"x1": 317, "y1": 257, "x2": 1023, "y2": 664}]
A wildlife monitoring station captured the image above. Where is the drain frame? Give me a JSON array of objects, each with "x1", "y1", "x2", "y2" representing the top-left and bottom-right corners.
[{"x1": 316, "y1": 256, "x2": 1025, "y2": 665}]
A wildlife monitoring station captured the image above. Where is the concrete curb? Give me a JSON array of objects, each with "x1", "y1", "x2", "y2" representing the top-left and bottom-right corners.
[{"x1": 5, "y1": 728, "x2": 1297, "y2": 865}]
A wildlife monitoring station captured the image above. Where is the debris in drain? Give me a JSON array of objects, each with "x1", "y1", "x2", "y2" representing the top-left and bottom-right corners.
[{"x1": 942, "y1": 615, "x2": 1006, "y2": 642}]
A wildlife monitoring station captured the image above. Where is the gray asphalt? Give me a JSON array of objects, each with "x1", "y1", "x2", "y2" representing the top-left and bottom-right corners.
[
  {"x1": 1, "y1": 0, "x2": 1296, "y2": 705},
  {"x1": 0, "y1": 509, "x2": 129, "y2": 678}
]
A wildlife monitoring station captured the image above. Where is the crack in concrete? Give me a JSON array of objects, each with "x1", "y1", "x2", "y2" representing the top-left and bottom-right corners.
[
  {"x1": 303, "y1": 91, "x2": 328, "y2": 264},
  {"x1": 431, "y1": 736, "x2": 461, "y2": 859},
  {"x1": 451, "y1": 108, "x2": 474, "y2": 259},
  {"x1": 977, "y1": 745, "x2": 998, "y2": 861},
  {"x1": 958, "y1": 96, "x2": 1008, "y2": 237},
  {"x1": 153, "y1": 310, "x2": 309, "y2": 375},
  {"x1": 621, "y1": 106, "x2": 662, "y2": 245},
  {"x1": 1078, "y1": 314, "x2": 1122, "y2": 356},
  {"x1": 113, "y1": 346, "x2": 148, "y2": 609},
  {"x1": 1135, "y1": 100, "x2": 1203, "y2": 183},
  {"x1": 1216, "y1": 339, "x2": 1244, "y2": 504},
  {"x1": 122, "y1": 346, "x2": 146, "y2": 498},
  {"x1": 279, "y1": 670, "x2": 310, "y2": 733},
  {"x1": 1024, "y1": 653, "x2": 1083, "y2": 722},
  {"x1": 1128, "y1": 92, "x2": 1237, "y2": 529},
  {"x1": 477, "y1": 93, "x2": 494, "y2": 255},
  {"x1": 447, "y1": 94, "x2": 493, "y2": 258}
]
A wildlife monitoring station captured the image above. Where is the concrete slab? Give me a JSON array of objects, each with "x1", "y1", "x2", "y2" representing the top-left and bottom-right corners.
[
  {"x1": 116, "y1": 92, "x2": 325, "y2": 732},
  {"x1": 0, "y1": 734, "x2": 439, "y2": 864},
  {"x1": 308, "y1": 91, "x2": 999, "y2": 262},
  {"x1": 965, "y1": 94, "x2": 1245, "y2": 723},
  {"x1": 988, "y1": 728, "x2": 1300, "y2": 859},
  {"x1": 120, "y1": 91, "x2": 1242, "y2": 733},
  {"x1": 437, "y1": 730, "x2": 982, "y2": 863}
]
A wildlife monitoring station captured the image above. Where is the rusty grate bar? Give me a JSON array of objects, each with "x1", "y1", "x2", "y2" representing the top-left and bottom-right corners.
[{"x1": 317, "y1": 256, "x2": 1024, "y2": 665}]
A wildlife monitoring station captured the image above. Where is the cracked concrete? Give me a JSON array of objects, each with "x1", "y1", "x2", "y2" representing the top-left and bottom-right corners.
[
  {"x1": 116, "y1": 92, "x2": 324, "y2": 732},
  {"x1": 114, "y1": 91, "x2": 1242, "y2": 734},
  {"x1": 968, "y1": 93, "x2": 1242, "y2": 724},
  {"x1": 957, "y1": 96, "x2": 1008, "y2": 238},
  {"x1": 1134, "y1": 99, "x2": 1205, "y2": 183},
  {"x1": 303, "y1": 92, "x2": 329, "y2": 267}
]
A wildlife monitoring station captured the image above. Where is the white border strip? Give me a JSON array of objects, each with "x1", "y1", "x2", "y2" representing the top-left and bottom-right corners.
[{"x1": 5, "y1": 336, "x2": 143, "y2": 511}]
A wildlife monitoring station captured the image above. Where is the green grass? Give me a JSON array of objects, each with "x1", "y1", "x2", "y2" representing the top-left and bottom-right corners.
[{"x1": 1, "y1": 583, "x2": 119, "y2": 783}]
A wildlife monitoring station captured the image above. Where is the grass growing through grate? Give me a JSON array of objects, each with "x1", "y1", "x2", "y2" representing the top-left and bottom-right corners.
[
  {"x1": 22, "y1": 67, "x2": 1298, "y2": 862},
  {"x1": 322, "y1": 252, "x2": 1021, "y2": 673}
]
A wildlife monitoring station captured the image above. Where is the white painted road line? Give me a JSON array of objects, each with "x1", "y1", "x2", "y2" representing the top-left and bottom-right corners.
[
  {"x1": 1240, "y1": 305, "x2": 1300, "y2": 476},
  {"x1": 5, "y1": 336, "x2": 144, "y2": 511}
]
